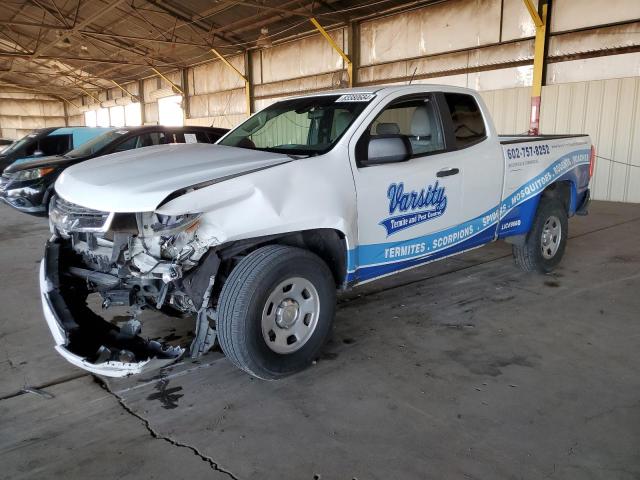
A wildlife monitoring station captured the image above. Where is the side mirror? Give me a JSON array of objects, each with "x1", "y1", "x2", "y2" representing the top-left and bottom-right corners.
[
  {"x1": 362, "y1": 135, "x2": 411, "y2": 166},
  {"x1": 33, "y1": 150, "x2": 44, "y2": 157}
]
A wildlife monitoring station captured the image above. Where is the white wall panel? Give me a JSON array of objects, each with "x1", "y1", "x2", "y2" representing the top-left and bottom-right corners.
[
  {"x1": 358, "y1": 41, "x2": 533, "y2": 89},
  {"x1": 501, "y1": 0, "x2": 536, "y2": 41},
  {"x1": 259, "y1": 29, "x2": 346, "y2": 84},
  {"x1": 192, "y1": 54, "x2": 245, "y2": 95},
  {"x1": 551, "y1": 0, "x2": 640, "y2": 32},
  {"x1": 67, "y1": 114, "x2": 85, "y2": 127},
  {"x1": 549, "y1": 22, "x2": 640, "y2": 57},
  {"x1": 480, "y1": 86, "x2": 531, "y2": 134},
  {"x1": 481, "y1": 78, "x2": 640, "y2": 203},
  {"x1": 547, "y1": 53, "x2": 640, "y2": 84},
  {"x1": 0, "y1": 96, "x2": 66, "y2": 139},
  {"x1": 144, "y1": 102, "x2": 158, "y2": 124},
  {"x1": 360, "y1": 0, "x2": 501, "y2": 66}
]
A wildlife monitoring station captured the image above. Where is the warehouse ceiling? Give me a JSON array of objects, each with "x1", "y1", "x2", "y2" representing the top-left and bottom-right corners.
[{"x1": 0, "y1": 0, "x2": 437, "y2": 102}]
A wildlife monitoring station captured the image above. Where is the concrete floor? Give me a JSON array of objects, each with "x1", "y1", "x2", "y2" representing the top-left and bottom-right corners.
[{"x1": 1, "y1": 201, "x2": 639, "y2": 480}]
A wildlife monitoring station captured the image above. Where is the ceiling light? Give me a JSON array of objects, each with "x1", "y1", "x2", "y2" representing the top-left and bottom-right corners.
[{"x1": 256, "y1": 27, "x2": 272, "y2": 49}]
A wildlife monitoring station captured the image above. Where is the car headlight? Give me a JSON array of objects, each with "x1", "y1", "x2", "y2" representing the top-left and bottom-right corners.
[
  {"x1": 152, "y1": 213, "x2": 201, "y2": 235},
  {"x1": 13, "y1": 167, "x2": 56, "y2": 181}
]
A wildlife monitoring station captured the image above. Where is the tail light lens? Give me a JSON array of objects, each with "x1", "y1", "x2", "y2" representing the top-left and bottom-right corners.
[{"x1": 589, "y1": 145, "x2": 596, "y2": 178}]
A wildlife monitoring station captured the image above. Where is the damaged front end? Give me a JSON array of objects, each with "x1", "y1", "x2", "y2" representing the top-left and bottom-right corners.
[{"x1": 41, "y1": 195, "x2": 221, "y2": 377}]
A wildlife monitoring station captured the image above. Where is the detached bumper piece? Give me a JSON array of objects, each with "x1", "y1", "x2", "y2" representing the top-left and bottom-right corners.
[{"x1": 40, "y1": 239, "x2": 184, "y2": 377}]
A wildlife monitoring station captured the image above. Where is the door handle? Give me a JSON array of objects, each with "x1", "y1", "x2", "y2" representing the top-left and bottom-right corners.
[{"x1": 436, "y1": 167, "x2": 459, "y2": 178}]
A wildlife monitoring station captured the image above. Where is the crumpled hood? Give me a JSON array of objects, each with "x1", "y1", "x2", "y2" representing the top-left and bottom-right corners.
[{"x1": 55, "y1": 143, "x2": 292, "y2": 212}]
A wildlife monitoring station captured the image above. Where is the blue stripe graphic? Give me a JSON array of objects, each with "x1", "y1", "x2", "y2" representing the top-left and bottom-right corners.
[{"x1": 346, "y1": 148, "x2": 590, "y2": 283}]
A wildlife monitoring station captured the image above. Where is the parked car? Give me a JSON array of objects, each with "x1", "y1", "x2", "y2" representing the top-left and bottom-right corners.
[
  {"x1": 0, "y1": 125, "x2": 228, "y2": 215},
  {"x1": 0, "y1": 139, "x2": 14, "y2": 153},
  {"x1": 41, "y1": 85, "x2": 593, "y2": 379},
  {"x1": 0, "y1": 127, "x2": 111, "y2": 171}
]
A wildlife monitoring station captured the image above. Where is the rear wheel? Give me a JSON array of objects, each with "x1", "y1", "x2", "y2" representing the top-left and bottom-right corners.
[
  {"x1": 513, "y1": 196, "x2": 568, "y2": 273},
  {"x1": 217, "y1": 245, "x2": 336, "y2": 379}
]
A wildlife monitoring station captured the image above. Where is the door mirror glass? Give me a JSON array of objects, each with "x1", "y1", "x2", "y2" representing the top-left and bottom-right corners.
[{"x1": 363, "y1": 136, "x2": 411, "y2": 165}]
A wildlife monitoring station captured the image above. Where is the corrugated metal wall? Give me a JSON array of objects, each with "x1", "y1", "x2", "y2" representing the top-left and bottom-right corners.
[
  {"x1": 480, "y1": 78, "x2": 640, "y2": 203},
  {"x1": 0, "y1": 93, "x2": 66, "y2": 139},
  {"x1": 56, "y1": 0, "x2": 640, "y2": 203}
]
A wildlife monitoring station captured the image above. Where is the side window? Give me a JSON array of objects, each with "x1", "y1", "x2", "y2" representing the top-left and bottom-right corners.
[
  {"x1": 181, "y1": 131, "x2": 213, "y2": 143},
  {"x1": 137, "y1": 132, "x2": 166, "y2": 147},
  {"x1": 170, "y1": 132, "x2": 185, "y2": 143},
  {"x1": 38, "y1": 134, "x2": 71, "y2": 155},
  {"x1": 112, "y1": 136, "x2": 140, "y2": 152},
  {"x1": 152, "y1": 132, "x2": 167, "y2": 145},
  {"x1": 369, "y1": 96, "x2": 445, "y2": 156},
  {"x1": 444, "y1": 93, "x2": 486, "y2": 148},
  {"x1": 22, "y1": 141, "x2": 37, "y2": 157},
  {"x1": 193, "y1": 131, "x2": 213, "y2": 143}
]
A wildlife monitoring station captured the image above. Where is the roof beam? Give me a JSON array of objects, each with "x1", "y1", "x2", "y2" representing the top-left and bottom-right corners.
[
  {"x1": 32, "y1": 0, "x2": 128, "y2": 59},
  {"x1": 0, "y1": 19, "x2": 67, "y2": 30},
  {"x1": 0, "y1": 50, "x2": 175, "y2": 67},
  {"x1": 0, "y1": 20, "x2": 219, "y2": 48},
  {"x1": 142, "y1": 0, "x2": 242, "y2": 48}
]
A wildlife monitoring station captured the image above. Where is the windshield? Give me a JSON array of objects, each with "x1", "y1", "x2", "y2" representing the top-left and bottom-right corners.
[
  {"x1": 218, "y1": 94, "x2": 373, "y2": 155},
  {"x1": 2, "y1": 133, "x2": 38, "y2": 155},
  {"x1": 66, "y1": 129, "x2": 129, "y2": 158}
]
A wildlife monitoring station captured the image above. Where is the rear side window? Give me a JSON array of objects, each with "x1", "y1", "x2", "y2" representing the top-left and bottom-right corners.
[
  {"x1": 164, "y1": 131, "x2": 212, "y2": 143},
  {"x1": 112, "y1": 135, "x2": 139, "y2": 152},
  {"x1": 444, "y1": 93, "x2": 486, "y2": 148},
  {"x1": 138, "y1": 132, "x2": 166, "y2": 147},
  {"x1": 39, "y1": 134, "x2": 72, "y2": 155},
  {"x1": 193, "y1": 131, "x2": 215, "y2": 143}
]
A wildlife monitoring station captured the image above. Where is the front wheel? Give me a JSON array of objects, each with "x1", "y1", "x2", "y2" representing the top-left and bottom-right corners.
[
  {"x1": 512, "y1": 196, "x2": 568, "y2": 273},
  {"x1": 217, "y1": 245, "x2": 336, "y2": 379}
]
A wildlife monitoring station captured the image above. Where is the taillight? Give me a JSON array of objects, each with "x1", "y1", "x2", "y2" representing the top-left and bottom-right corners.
[{"x1": 589, "y1": 145, "x2": 596, "y2": 178}]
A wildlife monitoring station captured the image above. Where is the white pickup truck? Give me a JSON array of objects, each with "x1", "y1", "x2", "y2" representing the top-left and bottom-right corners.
[{"x1": 41, "y1": 85, "x2": 594, "y2": 379}]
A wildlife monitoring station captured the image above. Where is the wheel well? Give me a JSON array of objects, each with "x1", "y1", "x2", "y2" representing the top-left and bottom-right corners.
[
  {"x1": 215, "y1": 229, "x2": 348, "y2": 289},
  {"x1": 542, "y1": 181, "x2": 573, "y2": 213}
]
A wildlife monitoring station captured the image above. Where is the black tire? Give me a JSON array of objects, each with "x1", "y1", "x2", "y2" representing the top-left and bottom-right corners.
[
  {"x1": 513, "y1": 196, "x2": 568, "y2": 273},
  {"x1": 217, "y1": 245, "x2": 336, "y2": 380}
]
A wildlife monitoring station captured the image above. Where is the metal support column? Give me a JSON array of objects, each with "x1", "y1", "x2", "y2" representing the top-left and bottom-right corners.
[
  {"x1": 524, "y1": 0, "x2": 548, "y2": 135},
  {"x1": 150, "y1": 67, "x2": 184, "y2": 95},
  {"x1": 348, "y1": 21, "x2": 360, "y2": 87},
  {"x1": 63, "y1": 100, "x2": 69, "y2": 127},
  {"x1": 181, "y1": 68, "x2": 190, "y2": 119},
  {"x1": 138, "y1": 79, "x2": 146, "y2": 125},
  {"x1": 80, "y1": 87, "x2": 101, "y2": 105},
  {"x1": 211, "y1": 48, "x2": 252, "y2": 116},
  {"x1": 111, "y1": 79, "x2": 140, "y2": 103},
  {"x1": 310, "y1": 17, "x2": 353, "y2": 87}
]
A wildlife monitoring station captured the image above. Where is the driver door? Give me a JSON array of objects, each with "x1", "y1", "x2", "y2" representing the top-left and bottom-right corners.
[{"x1": 349, "y1": 93, "x2": 465, "y2": 283}]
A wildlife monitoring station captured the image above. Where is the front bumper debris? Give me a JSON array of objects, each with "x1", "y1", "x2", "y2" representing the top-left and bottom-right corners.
[{"x1": 40, "y1": 239, "x2": 184, "y2": 377}]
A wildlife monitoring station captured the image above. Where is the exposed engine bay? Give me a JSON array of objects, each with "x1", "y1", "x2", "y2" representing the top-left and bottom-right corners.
[{"x1": 47, "y1": 195, "x2": 223, "y2": 371}]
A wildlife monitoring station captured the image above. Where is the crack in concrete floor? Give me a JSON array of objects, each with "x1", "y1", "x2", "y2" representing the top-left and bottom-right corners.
[{"x1": 94, "y1": 376, "x2": 240, "y2": 480}]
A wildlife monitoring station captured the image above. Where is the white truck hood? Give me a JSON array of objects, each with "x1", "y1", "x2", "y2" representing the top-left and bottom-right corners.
[{"x1": 55, "y1": 143, "x2": 291, "y2": 212}]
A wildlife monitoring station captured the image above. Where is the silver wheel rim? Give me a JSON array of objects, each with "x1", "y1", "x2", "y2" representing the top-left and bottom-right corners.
[
  {"x1": 261, "y1": 277, "x2": 320, "y2": 354},
  {"x1": 541, "y1": 215, "x2": 562, "y2": 259}
]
